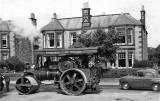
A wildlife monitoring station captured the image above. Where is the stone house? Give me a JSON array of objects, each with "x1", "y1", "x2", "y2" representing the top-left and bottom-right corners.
[
  {"x1": 38, "y1": 3, "x2": 148, "y2": 68},
  {"x1": 0, "y1": 19, "x2": 32, "y2": 64}
]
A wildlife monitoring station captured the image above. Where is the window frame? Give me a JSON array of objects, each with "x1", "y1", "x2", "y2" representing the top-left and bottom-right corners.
[
  {"x1": 70, "y1": 32, "x2": 77, "y2": 45},
  {"x1": 127, "y1": 28, "x2": 134, "y2": 45},
  {"x1": 47, "y1": 33, "x2": 55, "y2": 48},
  {"x1": 1, "y1": 34, "x2": 8, "y2": 48},
  {"x1": 116, "y1": 27, "x2": 126, "y2": 45},
  {"x1": 56, "y1": 33, "x2": 62, "y2": 48}
]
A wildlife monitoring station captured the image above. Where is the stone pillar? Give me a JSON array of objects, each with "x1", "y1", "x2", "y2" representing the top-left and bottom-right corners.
[
  {"x1": 125, "y1": 50, "x2": 129, "y2": 68},
  {"x1": 116, "y1": 53, "x2": 118, "y2": 68}
]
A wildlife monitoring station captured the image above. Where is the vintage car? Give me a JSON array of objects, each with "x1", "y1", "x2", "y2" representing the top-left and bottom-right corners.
[{"x1": 119, "y1": 69, "x2": 160, "y2": 91}]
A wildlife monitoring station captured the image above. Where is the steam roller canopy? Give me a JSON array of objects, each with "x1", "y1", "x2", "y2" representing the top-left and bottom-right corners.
[{"x1": 15, "y1": 76, "x2": 40, "y2": 94}]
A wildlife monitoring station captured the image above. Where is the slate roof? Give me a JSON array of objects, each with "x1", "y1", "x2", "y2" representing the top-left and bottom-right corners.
[
  {"x1": 41, "y1": 18, "x2": 64, "y2": 31},
  {"x1": 0, "y1": 20, "x2": 10, "y2": 32},
  {"x1": 41, "y1": 13, "x2": 142, "y2": 31}
]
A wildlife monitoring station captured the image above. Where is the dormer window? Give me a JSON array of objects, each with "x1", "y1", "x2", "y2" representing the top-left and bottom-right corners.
[
  {"x1": 45, "y1": 32, "x2": 63, "y2": 48},
  {"x1": 2, "y1": 34, "x2": 7, "y2": 48},
  {"x1": 47, "y1": 33, "x2": 55, "y2": 48},
  {"x1": 57, "y1": 33, "x2": 62, "y2": 48}
]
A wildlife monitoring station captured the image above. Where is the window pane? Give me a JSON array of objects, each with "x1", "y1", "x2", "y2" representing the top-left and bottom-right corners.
[
  {"x1": 2, "y1": 35, "x2": 7, "y2": 48},
  {"x1": 117, "y1": 28, "x2": 125, "y2": 44},
  {"x1": 127, "y1": 28, "x2": 133, "y2": 43},
  {"x1": 57, "y1": 33, "x2": 62, "y2": 48},
  {"x1": 49, "y1": 34, "x2": 54, "y2": 47},
  {"x1": 118, "y1": 52, "x2": 126, "y2": 67}
]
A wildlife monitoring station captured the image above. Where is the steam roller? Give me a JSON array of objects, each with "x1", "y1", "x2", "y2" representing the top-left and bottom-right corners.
[{"x1": 15, "y1": 47, "x2": 101, "y2": 95}]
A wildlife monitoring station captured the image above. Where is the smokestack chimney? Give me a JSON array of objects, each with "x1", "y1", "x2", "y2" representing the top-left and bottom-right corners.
[
  {"x1": 140, "y1": 5, "x2": 145, "y2": 28},
  {"x1": 30, "y1": 13, "x2": 37, "y2": 26},
  {"x1": 82, "y1": 2, "x2": 91, "y2": 28}
]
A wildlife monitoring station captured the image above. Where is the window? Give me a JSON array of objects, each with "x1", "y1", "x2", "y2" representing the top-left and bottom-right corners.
[
  {"x1": 71, "y1": 32, "x2": 77, "y2": 45},
  {"x1": 57, "y1": 33, "x2": 62, "y2": 48},
  {"x1": 137, "y1": 72, "x2": 144, "y2": 77},
  {"x1": 117, "y1": 28, "x2": 126, "y2": 44},
  {"x1": 2, "y1": 34, "x2": 7, "y2": 48},
  {"x1": 128, "y1": 52, "x2": 133, "y2": 67},
  {"x1": 127, "y1": 28, "x2": 133, "y2": 44},
  {"x1": 118, "y1": 52, "x2": 126, "y2": 67},
  {"x1": 47, "y1": 33, "x2": 55, "y2": 48},
  {"x1": 2, "y1": 52, "x2": 8, "y2": 60},
  {"x1": 46, "y1": 32, "x2": 63, "y2": 48}
]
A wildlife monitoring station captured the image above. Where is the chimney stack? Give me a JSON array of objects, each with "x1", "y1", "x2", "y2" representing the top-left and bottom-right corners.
[
  {"x1": 140, "y1": 5, "x2": 145, "y2": 28},
  {"x1": 53, "y1": 13, "x2": 57, "y2": 19},
  {"x1": 82, "y1": 2, "x2": 91, "y2": 28},
  {"x1": 30, "y1": 13, "x2": 37, "y2": 26}
]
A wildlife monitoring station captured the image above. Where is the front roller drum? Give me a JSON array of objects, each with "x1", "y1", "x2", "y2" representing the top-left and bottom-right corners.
[
  {"x1": 60, "y1": 69, "x2": 87, "y2": 95},
  {"x1": 15, "y1": 76, "x2": 40, "y2": 94}
]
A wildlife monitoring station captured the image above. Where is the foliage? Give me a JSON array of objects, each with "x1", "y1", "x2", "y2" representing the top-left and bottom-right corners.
[
  {"x1": 73, "y1": 28, "x2": 119, "y2": 63},
  {"x1": 148, "y1": 46, "x2": 160, "y2": 66},
  {"x1": 102, "y1": 68, "x2": 140, "y2": 78},
  {"x1": 132, "y1": 60, "x2": 152, "y2": 68},
  {"x1": 5, "y1": 56, "x2": 25, "y2": 72}
]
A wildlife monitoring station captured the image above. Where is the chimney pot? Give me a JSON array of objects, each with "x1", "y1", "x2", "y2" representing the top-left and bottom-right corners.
[
  {"x1": 31, "y1": 13, "x2": 35, "y2": 19},
  {"x1": 83, "y1": 2, "x2": 89, "y2": 8},
  {"x1": 141, "y1": 5, "x2": 145, "y2": 11},
  {"x1": 53, "y1": 13, "x2": 57, "y2": 19}
]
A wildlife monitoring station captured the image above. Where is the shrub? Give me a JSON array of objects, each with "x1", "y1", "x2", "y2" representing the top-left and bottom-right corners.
[
  {"x1": 133, "y1": 60, "x2": 152, "y2": 68},
  {"x1": 102, "y1": 68, "x2": 140, "y2": 78},
  {"x1": 5, "y1": 56, "x2": 25, "y2": 72}
]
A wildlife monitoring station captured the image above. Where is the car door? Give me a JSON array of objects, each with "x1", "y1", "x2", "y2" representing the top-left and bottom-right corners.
[
  {"x1": 142, "y1": 72, "x2": 154, "y2": 88},
  {"x1": 129, "y1": 72, "x2": 145, "y2": 89}
]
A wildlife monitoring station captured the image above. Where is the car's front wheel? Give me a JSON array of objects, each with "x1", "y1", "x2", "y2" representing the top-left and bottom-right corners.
[
  {"x1": 152, "y1": 84, "x2": 160, "y2": 91},
  {"x1": 121, "y1": 82, "x2": 130, "y2": 90}
]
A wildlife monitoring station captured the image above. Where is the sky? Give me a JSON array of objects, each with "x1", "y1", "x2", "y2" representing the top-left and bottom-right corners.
[{"x1": 0, "y1": 0, "x2": 160, "y2": 48}]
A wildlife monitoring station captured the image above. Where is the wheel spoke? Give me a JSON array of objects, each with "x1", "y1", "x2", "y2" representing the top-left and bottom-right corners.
[
  {"x1": 74, "y1": 83, "x2": 81, "y2": 90},
  {"x1": 75, "y1": 79, "x2": 83, "y2": 83},
  {"x1": 64, "y1": 81, "x2": 71, "y2": 86},
  {"x1": 66, "y1": 75, "x2": 71, "y2": 81},
  {"x1": 72, "y1": 73, "x2": 77, "y2": 80}
]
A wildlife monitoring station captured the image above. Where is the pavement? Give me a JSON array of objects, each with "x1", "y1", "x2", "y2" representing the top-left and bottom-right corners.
[{"x1": 10, "y1": 78, "x2": 120, "y2": 86}]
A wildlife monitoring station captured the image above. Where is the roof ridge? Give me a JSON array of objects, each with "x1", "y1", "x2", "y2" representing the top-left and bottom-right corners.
[{"x1": 58, "y1": 13, "x2": 130, "y2": 20}]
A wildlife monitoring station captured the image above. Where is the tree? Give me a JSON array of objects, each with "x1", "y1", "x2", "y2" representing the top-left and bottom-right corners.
[{"x1": 72, "y1": 27, "x2": 119, "y2": 65}]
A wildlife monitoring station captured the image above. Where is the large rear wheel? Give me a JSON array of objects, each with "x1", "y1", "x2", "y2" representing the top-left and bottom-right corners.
[{"x1": 60, "y1": 69, "x2": 87, "y2": 95}]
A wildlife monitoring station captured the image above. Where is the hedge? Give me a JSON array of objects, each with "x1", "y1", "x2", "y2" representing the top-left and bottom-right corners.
[{"x1": 102, "y1": 68, "x2": 140, "y2": 78}]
